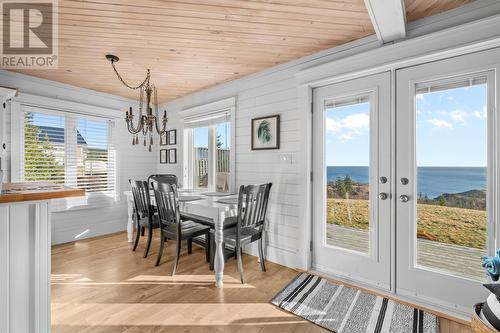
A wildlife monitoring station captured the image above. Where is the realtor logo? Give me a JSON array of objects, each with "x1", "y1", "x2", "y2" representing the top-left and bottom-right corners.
[{"x1": 1, "y1": 0, "x2": 58, "y2": 68}]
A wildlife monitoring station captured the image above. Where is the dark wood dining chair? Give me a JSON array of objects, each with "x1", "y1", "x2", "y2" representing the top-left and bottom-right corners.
[
  {"x1": 152, "y1": 182, "x2": 211, "y2": 275},
  {"x1": 148, "y1": 174, "x2": 178, "y2": 186},
  {"x1": 148, "y1": 174, "x2": 210, "y2": 260},
  {"x1": 129, "y1": 179, "x2": 159, "y2": 258},
  {"x1": 223, "y1": 183, "x2": 272, "y2": 283}
]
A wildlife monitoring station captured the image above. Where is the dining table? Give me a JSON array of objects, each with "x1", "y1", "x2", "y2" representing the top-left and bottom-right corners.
[{"x1": 123, "y1": 189, "x2": 240, "y2": 288}]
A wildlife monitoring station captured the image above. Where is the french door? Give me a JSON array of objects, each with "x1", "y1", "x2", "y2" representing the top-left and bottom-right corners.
[
  {"x1": 312, "y1": 72, "x2": 392, "y2": 291},
  {"x1": 396, "y1": 49, "x2": 499, "y2": 313},
  {"x1": 313, "y1": 48, "x2": 500, "y2": 314}
]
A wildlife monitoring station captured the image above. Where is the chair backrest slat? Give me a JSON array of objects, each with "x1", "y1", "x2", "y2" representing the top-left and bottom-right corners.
[
  {"x1": 237, "y1": 183, "x2": 272, "y2": 230},
  {"x1": 152, "y1": 182, "x2": 181, "y2": 229},
  {"x1": 148, "y1": 174, "x2": 178, "y2": 188},
  {"x1": 129, "y1": 179, "x2": 153, "y2": 218}
]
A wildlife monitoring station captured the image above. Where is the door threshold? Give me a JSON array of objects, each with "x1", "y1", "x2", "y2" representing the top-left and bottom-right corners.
[{"x1": 307, "y1": 269, "x2": 471, "y2": 325}]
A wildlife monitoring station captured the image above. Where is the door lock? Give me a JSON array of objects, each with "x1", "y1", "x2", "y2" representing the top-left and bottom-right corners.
[
  {"x1": 399, "y1": 195, "x2": 409, "y2": 202},
  {"x1": 400, "y1": 178, "x2": 409, "y2": 185},
  {"x1": 379, "y1": 176, "x2": 388, "y2": 184},
  {"x1": 378, "y1": 193, "x2": 388, "y2": 200}
]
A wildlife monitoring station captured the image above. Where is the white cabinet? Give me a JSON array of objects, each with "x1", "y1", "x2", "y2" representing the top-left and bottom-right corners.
[{"x1": 0, "y1": 201, "x2": 51, "y2": 333}]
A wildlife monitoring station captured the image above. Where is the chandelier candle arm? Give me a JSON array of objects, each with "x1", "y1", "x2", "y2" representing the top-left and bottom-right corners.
[
  {"x1": 154, "y1": 110, "x2": 168, "y2": 135},
  {"x1": 125, "y1": 107, "x2": 143, "y2": 134}
]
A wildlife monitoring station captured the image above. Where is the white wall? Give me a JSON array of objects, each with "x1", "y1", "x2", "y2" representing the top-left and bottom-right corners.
[
  {"x1": 0, "y1": 70, "x2": 157, "y2": 244},
  {"x1": 156, "y1": 1, "x2": 500, "y2": 270}
]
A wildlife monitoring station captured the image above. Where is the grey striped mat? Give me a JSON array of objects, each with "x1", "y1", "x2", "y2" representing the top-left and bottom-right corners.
[{"x1": 271, "y1": 273, "x2": 438, "y2": 333}]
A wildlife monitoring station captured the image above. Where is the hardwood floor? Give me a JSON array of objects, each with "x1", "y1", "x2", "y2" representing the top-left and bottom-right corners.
[{"x1": 51, "y1": 231, "x2": 471, "y2": 333}]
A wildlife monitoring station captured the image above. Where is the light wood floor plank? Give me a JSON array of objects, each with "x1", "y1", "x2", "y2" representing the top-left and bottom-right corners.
[{"x1": 51, "y1": 231, "x2": 471, "y2": 333}]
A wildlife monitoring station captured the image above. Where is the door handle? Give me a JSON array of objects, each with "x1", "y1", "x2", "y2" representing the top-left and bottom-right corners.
[
  {"x1": 378, "y1": 193, "x2": 388, "y2": 200},
  {"x1": 399, "y1": 195, "x2": 409, "y2": 202}
]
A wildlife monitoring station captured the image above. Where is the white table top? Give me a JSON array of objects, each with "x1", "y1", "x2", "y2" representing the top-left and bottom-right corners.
[{"x1": 123, "y1": 189, "x2": 240, "y2": 222}]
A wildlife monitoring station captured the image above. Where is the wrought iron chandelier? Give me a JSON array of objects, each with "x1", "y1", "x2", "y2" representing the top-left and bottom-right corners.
[{"x1": 105, "y1": 54, "x2": 167, "y2": 152}]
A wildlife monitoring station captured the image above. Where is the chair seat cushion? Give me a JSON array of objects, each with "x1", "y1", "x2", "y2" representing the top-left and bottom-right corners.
[
  {"x1": 222, "y1": 216, "x2": 238, "y2": 229},
  {"x1": 180, "y1": 213, "x2": 238, "y2": 230},
  {"x1": 223, "y1": 227, "x2": 261, "y2": 247},
  {"x1": 161, "y1": 220, "x2": 210, "y2": 239},
  {"x1": 180, "y1": 212, "x2": 214, "y2": 226}
]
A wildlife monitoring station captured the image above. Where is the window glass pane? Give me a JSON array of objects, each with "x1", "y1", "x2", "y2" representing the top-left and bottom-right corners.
[
  {"x1": 23, "y1": 112, "x2": 65, "y2": 184},
  {"x1": 193, "y1": 127, "x2": 209, "y2": 189},
  {"x1": 215, "y1": 122, "x2": 230, "y2": 192},
  {"x1": 325, "y1": 97, "x2": 370, "y2": 253},
  {"x1": 415, "y1": 79, "x2": 487, "y2": 281},
  {"x1": 76, "y1": 119, "x2": 114, "y2": 193}
]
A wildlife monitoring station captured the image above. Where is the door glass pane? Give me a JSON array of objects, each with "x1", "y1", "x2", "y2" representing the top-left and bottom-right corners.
[
  {"x1": 325, "y1": 96, "x2": 370, "y2": 253},
  {"x1": 415, "y1": 77, "x2": 488, "y2": 281},
  {"x1": 193, "y1": 127, "x2": 209, "y2": 189},
  {"x1": 215, "y1": 122, "x2": 230, "y2": 192}
]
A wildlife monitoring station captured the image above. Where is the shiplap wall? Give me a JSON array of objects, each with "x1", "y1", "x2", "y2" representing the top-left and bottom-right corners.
[
  {"x1": 157, "y1": 1, "x2": 500, "y2": 269},
  {"x1": 157, "y1": 40, "x2": 380, "y2": 268},
  {"x1": 0, "y1": 70, "x2": 157, "y2": 244}
]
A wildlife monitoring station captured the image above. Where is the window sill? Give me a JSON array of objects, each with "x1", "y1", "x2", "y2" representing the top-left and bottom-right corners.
[{"x1": 50, "y1": 192, "x2": 121, "y2": 212}]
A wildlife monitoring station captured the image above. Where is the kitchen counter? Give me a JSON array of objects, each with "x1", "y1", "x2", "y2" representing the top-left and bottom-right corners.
[
  {"x1": 0, "y1": 181, "x2": 85, "y2": 204},
  {"x1": 0, "y1": 182, "x2": 85, "y2": 333}
]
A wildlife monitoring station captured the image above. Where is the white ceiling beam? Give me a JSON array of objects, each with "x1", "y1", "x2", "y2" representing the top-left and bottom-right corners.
[{"x1": 364, "y1": 0, "x2": 407, "y2": 44}]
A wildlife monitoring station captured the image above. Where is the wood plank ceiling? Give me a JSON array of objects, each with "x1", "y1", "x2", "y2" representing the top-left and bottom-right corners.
[
  {"x1": 405, "y1": 0, "x2": 473, "y2": 22},
  {"x1": 6, "y1": 0, "x2": 473, "y2": 103}
]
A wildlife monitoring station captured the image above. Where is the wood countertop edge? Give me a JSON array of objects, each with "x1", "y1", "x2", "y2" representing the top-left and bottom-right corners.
[{"x1": 0, "y1": 183, "x2": 86, "y2": 204}]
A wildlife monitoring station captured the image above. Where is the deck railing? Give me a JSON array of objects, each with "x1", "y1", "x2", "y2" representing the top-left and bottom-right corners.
[{"x1": 193, "y1": 147, "x2": 230, "y2": 188}]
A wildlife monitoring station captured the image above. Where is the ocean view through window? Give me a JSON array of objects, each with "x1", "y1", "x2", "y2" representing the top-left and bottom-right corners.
[
  {"x1": 325, "y1": 96, "x2": 371, "y2": 253},
  {"x1": 325, "y1": 78, "x2": 488, "y2": 280},
  {"x1": 414, "y1": 79, "x2": 487, "y2": 281}
]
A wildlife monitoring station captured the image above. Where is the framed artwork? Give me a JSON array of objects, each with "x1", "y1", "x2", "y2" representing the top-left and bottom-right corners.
[
  {"x1": 251, "y1": 115, "x2": 280, "y2": 150},
  {"x1": 168, "y1": 129, "x2": 177, "y2": 145},
  {"x1": 168, "y1": 148, "x2": 177, "y2": 164},
  {"x1": 160, "y1": 149, "x2": 168, "y2": 164},
  {"x1": 160, "y1": 132, "x2": 168, "y2": 146}
]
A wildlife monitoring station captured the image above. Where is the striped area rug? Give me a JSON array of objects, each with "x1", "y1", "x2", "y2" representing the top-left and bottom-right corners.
[{"x1": 271, "y1": 273, "x2": 438, "y2": 333}]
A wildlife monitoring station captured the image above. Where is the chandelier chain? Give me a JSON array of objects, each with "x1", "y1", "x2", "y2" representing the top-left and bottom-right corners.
[{"x1": 111, "y1": 61, "x2": 150, "y2": 90}]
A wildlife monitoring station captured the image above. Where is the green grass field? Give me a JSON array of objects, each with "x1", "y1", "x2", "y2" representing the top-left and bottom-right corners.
[{"x1": 327, "y1": 198, "x2": 487, "y2": 249}]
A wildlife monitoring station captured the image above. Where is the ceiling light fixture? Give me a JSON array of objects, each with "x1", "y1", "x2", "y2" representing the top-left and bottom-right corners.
[{"x1": 105, "y1": 54, "x2": 167, "y2": 152}]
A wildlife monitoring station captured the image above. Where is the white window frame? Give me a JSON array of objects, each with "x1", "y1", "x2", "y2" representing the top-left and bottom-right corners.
[
  {"x1": 10, "y1": 93, "x2": 122, "y2": 211},
  {"x1": 180, "y1": 97, "x2": 236, "y2": 192}
]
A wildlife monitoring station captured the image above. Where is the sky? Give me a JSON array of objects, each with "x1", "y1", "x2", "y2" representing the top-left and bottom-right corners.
[{"x1": 326, "y1": 84, "x2": 487, "y2": 167}]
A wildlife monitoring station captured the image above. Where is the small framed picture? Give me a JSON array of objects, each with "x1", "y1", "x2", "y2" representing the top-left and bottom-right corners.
[
  {"x1": 160, "y1": 149, "x2": 168, "y2": 164},
  {"x1": 168, "y1": 148, "x2": 177, "y2": 164},
  {"x1": 251, "y1": 115, "x2": 280, "y2": 150},
  {"x1": 160, "y1": 132, "x2": 168, "y2": 146},
  {"x1": 168, "y1": 129, "x2": 177, "y2": 145}
]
